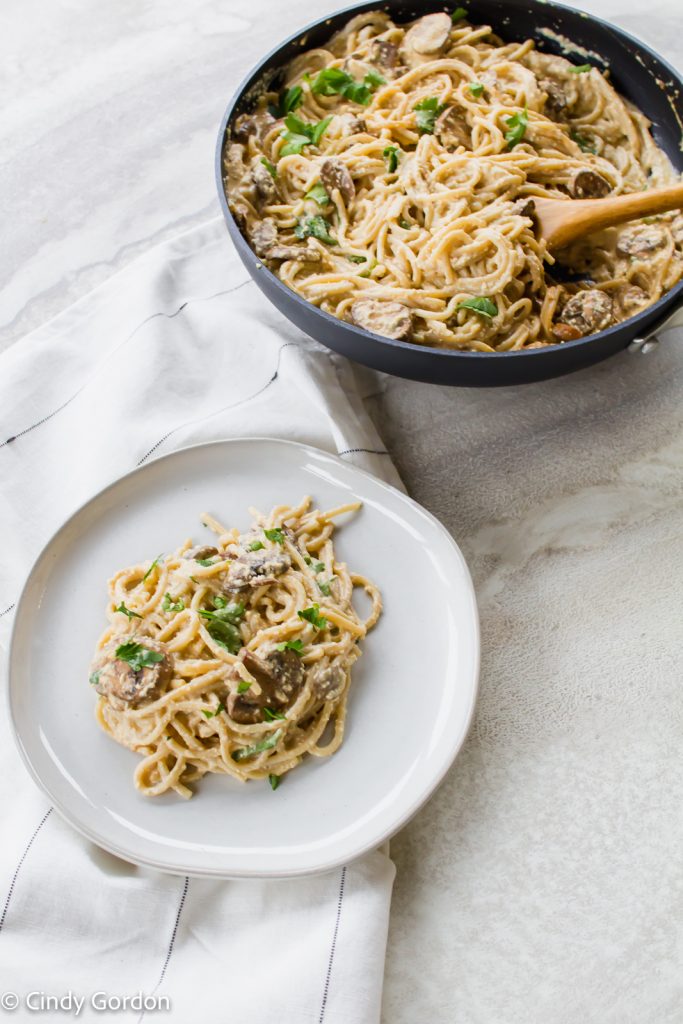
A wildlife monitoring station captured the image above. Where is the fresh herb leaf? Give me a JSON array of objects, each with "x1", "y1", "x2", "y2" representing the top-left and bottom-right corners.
[
  {"x1": 269, "y1": 774, "x2": 280, "y2": 790},
  {"x1": 280, "y1": 113, "x2": 332, "y2": 156},
  {"x1": 275, "y1": 639, "x2": 305, "y2": 654},
  {"x1": 282, "y1": 85, "x2": 303, "y2": 113},
  {"x1": 142, "y1": 554, "x2": 163, "y2": 582},
  {"x1": 263, "y1": 706, "x2": 286, "y2": 721},
  {"x1": 264, "y1": 528, "x2": 285, "y2": 544},
  {"x1": 383, "y1": 145, "x2": 400, "y2": 172},
  {"x1": 310, "y1": 67, "x2": 384, "y2": 107},
  {"x1": 248, "y1": 540, "x2": 265, "y2": 551},
  {"x1": 469, "y1": 82, "x2": 484, "y2": 97},
  {"x1": 504, "y1": 107, "x2": 528, "y2": 148},
  {"x1": 452, "y1": 6, "x2": 468, "y2": 21},
  {"x1": 347, "y1": 254, "x2": 367, "y2": 264},
  {"x1": 162, "y1": 592, "x2": 185, "y2": 613},
  {"x1": 305, "y1": 182, "x2": 331, "y2": 206},
  {"x1": 196, "y1": 558, "x2": 216, "y2": 567},
  {"x1": 414, "y1": 97, "x2": 444, "y2": 135},
  {"x1": 304, "y1": 556, "x2": 312, "y2": 565},
  {"x1": 200, "y1": 603, "x2": 245, "y2": 654},
  {"x1": 399, "y1": 218, "x2": 411, "y2": 229},
  {"x1": 294, "y1": 216, "x2": 337, "y2": 245},
  {"x1": 115, "y1": 642, "x2": 164, "y2": 672},
  {"x1": 571, "y1": 130, "x2": 596, "y2": 154},
  {"x1": 204, "y1": 619, "x2": 241, "y2": 653},
  {"x1": 89, "y1": 670, "x2": 101, "y2": 686},
  {"x1": 570, "y1": 64, "x2": 592, "y2": 73},
  {"x1": 457, "y1": 296, "x2": 498, "y2": 318},
  {"x1": 202, "y1": 702, "x2": 225, "y2": 719},
  {"x1": 364, "y1": 69, "x2": 386, "y2": 89},
  {"x1": 261, "y1": 156, "x2": 278, "y2": 179},
  {"x1": 318, "y1": 581, "x2": 332, "y2": 596},
  {"x1": 298, "y1": 604, "x2": 328, "y2": 630},
  {"x1": 358, "y1": 258, "x2": 377, "y2": 279},
  {"x1": 115, "y1": 601, "x2": 141, "y2": 620},
  {"x1": 237, "y1": 680, "x2": 253, "y2": 693},
  {"x1": 212, "y1": 594, "x2": 227, "y2": 608},
  {"x1": 232, "y1": 729, "x2": 283, "y2": 762}
]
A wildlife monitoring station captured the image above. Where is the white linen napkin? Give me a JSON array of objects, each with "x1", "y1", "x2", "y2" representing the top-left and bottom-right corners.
[{"x1": 0, "y1": 218, "x2": 398, "y2": 1023}]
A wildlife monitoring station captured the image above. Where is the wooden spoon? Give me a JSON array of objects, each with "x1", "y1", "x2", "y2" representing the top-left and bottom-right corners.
[{"x1": 534, "y1": 182, "x2": 683, "y2": 251}]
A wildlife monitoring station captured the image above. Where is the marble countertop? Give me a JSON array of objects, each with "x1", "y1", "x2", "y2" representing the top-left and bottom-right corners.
[{"x1": 3, "y1": 1, "x2": 682, "y2": 1020}]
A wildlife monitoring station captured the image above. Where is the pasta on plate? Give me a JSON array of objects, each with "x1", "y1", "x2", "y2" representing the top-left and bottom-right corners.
[
  {"x1": 224, "y1": 9, "x2": 683, "y2": 352},
  {"x1": 88, "y1": 498, "x2": 381, "y2": 798}
]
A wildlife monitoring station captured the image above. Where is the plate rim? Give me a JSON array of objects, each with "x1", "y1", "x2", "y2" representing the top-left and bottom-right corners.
[{"x1": 6, "y1": 436, "x2": 480, "y2": 878}]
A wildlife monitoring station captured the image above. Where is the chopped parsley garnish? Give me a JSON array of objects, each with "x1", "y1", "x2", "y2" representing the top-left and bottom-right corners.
[
  {"x1": 142, "y1": 554, "x2": 163, "y2": 581},
  {"x1": 383, "y1": 145, "x2": 400, "y2": 172},
  {"x1": 399, "y1": 218, "x2": 411, "y2": 229},
  {"x1": 298, "y1": 604, "x2": 328, "y2": 630},
  {"x1": 358, "y1": 258, "x2": 377, "y2": 278},
  {"x1": 212, "y1": 595, "x2": 227, "y2": 608},
  {"x1": 570, "y1": 64, "x2": 592, "y2": 73},
  {"x1": 114, "y1": 602, "x2": 141, "y2": 620},
  {"x1": 196, "y1": 558, "x2": 216, "y2": 567},
  {"x1": 310, "y1": 67, "x2": 385, "y2": 106},
  {"x1": 346, "y1": 254, "x2": 367, "y2": 264},
  {"x1": 202, "y1": 702, "x2": 225, "y2": 719},
  {"x1": 162, "y1": 592, "x2": 185, "y2": 613},
  {"x1": 264, "y1": 527, "x2": 285, "y2": 544},
  {"x1": 269, "y1": 774, "x2": 280, "y2": 790},
  {"x1": 269, "y1": 84, "x2": 303, "y2": 118},
  {"x1": 318, "y1": 581, "x2": 332, "y2": 596},
  {"x1": 414, "y1": 97, "x2": 445, "y2": 135},
  {"x1": 571, "y1": 130, "x2": 597, "y2": 154},
  {"x1": 275, "y1": 639, "x2": 305, "y2": 654},
  {"x1": 261, "y1": 157, "x2": 278, "y2": 179},
  {"x1": 294, "y1": 216, "x2": 337, "y2": 245},
  {"x1": 282, "y1": 85, "x2": 303, "y2": 113},
  {"x1": 280, "y1": 113, "x2": 332, "y2": 156},
  {"x1": 248, "y1": 540, "x2": 265, "y2": 551},
  {"x1": 305, "y1": 182, "x2": 331, "y2": 207},
  {"x1": 452, "y1": 6, "x2": 468, "y2": 21},
  {"x1": 89, "y1": 670, "x2": 101, "y2": 686},
  {"x1": 304, "y1": 556, "x2": 312, "y2": 565},
  {"x1": 457, "y1": 296, "x2": 498, "y2": 318},
  {"x1": 263, "y1": 707, "x2": 286, "y2": 721},
  {"x1": 199, "y1": 602, "x2": 245, "y2": 654},
  {"x1": 504, "y1": 107, "x2": 528, "y2": 149},
  {"x1": 469, "y1": 82, "x2": 484, "y2": 97},
  {"x1": 232, "y1": 729, "x2": 283, "y2": 762},
  {"x1": 115, "y1": 642, "x2": 164, "y2": 672},
  {"x1": 237, "y1": 680, "x2": 253, "y2": 693},
  {"x1": 313, "y1": 562, "x2": 325, "y2": 573}
]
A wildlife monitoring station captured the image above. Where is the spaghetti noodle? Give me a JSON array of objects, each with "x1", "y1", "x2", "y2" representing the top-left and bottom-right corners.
[{"x1": 88, "y1": 498, "x2": 381, "y2": 798}]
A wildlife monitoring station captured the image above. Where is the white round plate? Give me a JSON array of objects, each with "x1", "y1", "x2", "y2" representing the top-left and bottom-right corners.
[{"x1": 8, "y1": 438, "x2": 479, "y2": 877}]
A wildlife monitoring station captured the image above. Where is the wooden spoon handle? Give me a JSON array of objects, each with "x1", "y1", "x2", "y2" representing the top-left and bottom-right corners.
[{"x1": 535, "y1": 183, "x2": 683, "y2": 250}]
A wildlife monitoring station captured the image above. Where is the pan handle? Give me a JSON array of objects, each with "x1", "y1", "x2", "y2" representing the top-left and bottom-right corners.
[{"x1": 628, "y1": 299, "x2": 683, "y2": 355}]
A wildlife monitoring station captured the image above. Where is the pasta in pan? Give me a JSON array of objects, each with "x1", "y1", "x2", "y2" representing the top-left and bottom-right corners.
[
  {"x1": 224, "y1": 9, "x2": 683, "y2": 352},
  {"x1": 88, "y1": 498, "x2": 381, "y2": 798}
]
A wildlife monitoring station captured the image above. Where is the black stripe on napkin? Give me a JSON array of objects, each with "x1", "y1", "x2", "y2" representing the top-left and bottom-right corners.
[
  {"x1": 137, "y1": 875, "x2": 190, "y2": 1024},
  {"x1": 318, "y1": 866, "x2": 346, "y2": 1023},
  {"x1": 0, "y1": 282, "x2": 251, "y2": 452},
  {"x1": 136, "y1": 341, "x2": 297, "y2": 466},
  {"x1": 0, "y1": 807, "x2": 53, "y2": 933},
  {"x1": 337, "y1": 447, "x2": 390, "y2": 458}
]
